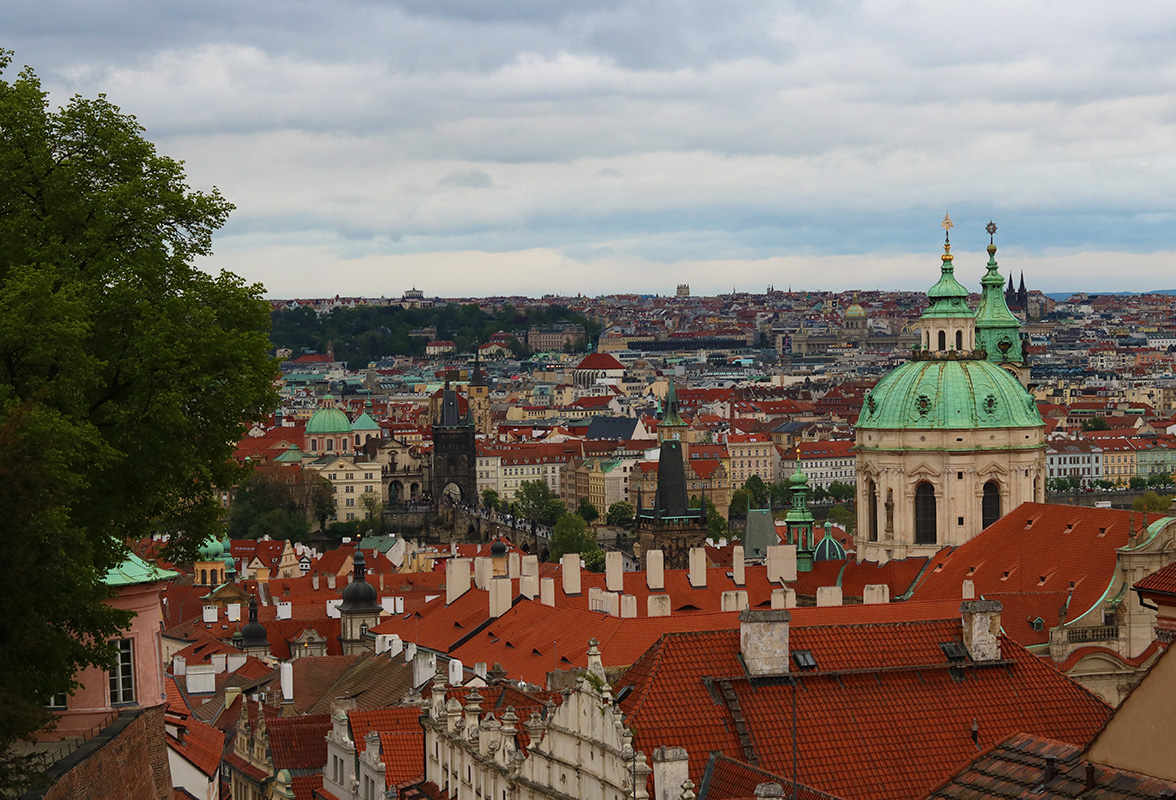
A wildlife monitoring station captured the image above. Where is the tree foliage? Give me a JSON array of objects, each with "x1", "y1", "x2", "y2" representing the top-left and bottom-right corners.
[
  {"x1": 577, "y1": 498, "x2": 599, "y2": 524},
  {"x1": 549, "y1": 514, "x2": 601, "y2": 562},
  {"x1": 227, "y1": 472, "x2": 311, "y2": 541},
  {"x1": 826, "y1": 481, "x2": 856, "y2": 503},
  {"x1": 1132, "y1": 491, "x2": 1173, "y2": 514},
  {"x1": 743, "y1": 475, "x2": 769, "y2": 507},
  {"x1": 0, "y1": 51, "x2": 276, "y2": 763},
  {"x1": 1080, "y1": 417, "x2": 1112, "y2": 431},
  {"x1": 606, "y1": 501, "x2": 634, "y2": 527},
  {"x1": 514, "y1": 480, "x2": 565, "y2": 526},
  {"x1": 481, "y1": 489, "x2": 500, "y2": 511},
  {"x1": 270, "y1": 301, "x2": 600, "y2": 368}
]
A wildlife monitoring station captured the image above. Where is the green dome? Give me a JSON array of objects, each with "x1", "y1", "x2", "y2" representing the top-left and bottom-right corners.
[
  {"x1": 197, "y1": 535, "x2": 223, "y2": 561},
  {"x1": 306, "y1": 395, "x2": 351, "y2": 435},
  {"x1": 858, "y1": 357, "x2": 1041, "y2": 430},
  {"x1": 845, "y1": 303, "x2": 866, "y2": 318}
]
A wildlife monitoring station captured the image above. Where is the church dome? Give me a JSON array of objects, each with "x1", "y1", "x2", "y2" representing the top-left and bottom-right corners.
[
  {"x1": 845, "y1": 303, "x2": 866, "y2": 319},
  {"x1": 858, "y1": 357, "x2": 1041, "y2": 431},
  {"x1": 197, "y1": 534, "x2": 223, "y2": 561},
  {"x1": 306, "y1": 394, "x2": 352, "y2": 435},
  {"x1": 813, "y1": 525, "x2": 846, "y2": 562},
  {"x1": 339, "y1": 550, "x2": 380, "y2": 612}
]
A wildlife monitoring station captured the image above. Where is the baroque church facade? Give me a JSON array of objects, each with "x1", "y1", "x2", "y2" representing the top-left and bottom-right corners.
[{"x1": 854, "y1": 220, "x2": 1045, "y2": 562}]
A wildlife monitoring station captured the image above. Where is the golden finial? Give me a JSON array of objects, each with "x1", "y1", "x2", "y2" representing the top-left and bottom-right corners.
[{"x1": 940, "y1": 211, "x2": 955, "y2": 264}]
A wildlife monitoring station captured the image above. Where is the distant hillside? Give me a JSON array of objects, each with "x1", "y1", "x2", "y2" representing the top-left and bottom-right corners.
[{"x1": 1045, "y1": 290, "x2": 1176, "y2": 300}]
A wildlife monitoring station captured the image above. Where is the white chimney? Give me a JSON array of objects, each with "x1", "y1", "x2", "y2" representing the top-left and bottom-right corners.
[
  {"x1": 646, "y1": 550, "x2": 664, "y2": 590},
  {"x1": 327, "y1": 573, "x2": 336, "y2": 590},
  {"x1": 562, "y1": 553, "x2": 582, "y2": 595},
  {"x1": 412, "y1": 650, "x2": 437, "y2": 688},
  {"x1": 721, "y1": 590, "x2": 749, "y2": 612},
  {"x1": 326, "y1": 599, "x2": 342, "y2": 618},
  {"x1": 603, "y1": 592, "x2": 620, "y2": 617},
  {"x1": 740, "y1": 609, "x2": 791, "y2": 676},
  {"x1": 381, "y1": 596, "x2": 396, "y2": 614},
  {"x1": 732, "y1": 545, "x2": 745, "y2": 586},
  {"x1": 962, "y1": 579, "x2": 976, "y2": 600},
  {"x1": 767, "y1": 545, "x2": 797, "y2": 583},
  {"x1": 474, "y1": 557, "x2": 493, "y2": 590},
  {"x1": 186, "y1": 664, "x2": 215, "y2": 695},
  {"x1": 863, "y1": 584, "x2": 890, "y2": 605},
  {"x1": 226, "y1": 652, "x2": 247, "y2": 673},
  {"x1": 962, "y1": 600, "x2": 1002, "y2": 662},
  {"x1": 202, "y1": 605, "x2": 217, "y2": 623},
  {"x1": 816, "y1": 586, "x2": 843, "y2": 607},
  {"x1": 227, "y1": 603, "x2": 241, "y2": 622},
  {"x1": 388, "y1": 635, "x2": 403, "y2": 658},
  {"x1": 172, "y1": 655, "x2": 186, "y2": 676},
  {"x1": 647, "y1": 594, "x2": 671, "y2": 617},
  {"x1": 652, "y1": 746, "x2": 690, "y2": 800},
  {"x1": 280, "y1": 662, "x2": 293, "y2": 702},
  {"x1": 688, "y1": 548, "x2": 707, "y2": 589},
  {"x1": 489, "y1": 576, "x2": 512, "y2": 619},
  {"x1": 621, "y1": 595, "x2": 637, "y2": 618},
  {"x1": 507, "y1": 552, "x2": 521, "y2": 579},
  {"x1": 606, "y1": 551, "x2": 624, "y2": 592},
  {"x1": 276, "y1": 601, "x2": 292, "y2": 620},
  {"x1": 520, "y1": 572, "x2": 539, "y2": 600},
  {"x1": 448, "y1": 658, "x2": 464, "y2": 686},
  {"x1": 395, "y1": 596, "x2": 404, "y2": 614},
  {"x1": 588, "y1": 586, "x2": 602, "y2": 612},
  {"x1": 446, "y1": 558, "x2": 471, "y2": 605},
  {"x1": 312, "y1": 573, "x2": 320, "y2": 590},
  {"x1": 211, "y1": 653, "x2": 227, "y2": 674},
  {"x1": 521, "y1": 554, "x2": 539, "y2": 578},
  {"x1": 474, "y1": 662, "x2": 487, "y2": 680},
  {"x1": 771, "y1": 587, "x2": 796, "y2": 610},
  {"x1": 405, "y1": 642, "x2": 417, "y2": 663},
  {"x1": 540, "y1": 577, "x2": 556, "y2": 607}
]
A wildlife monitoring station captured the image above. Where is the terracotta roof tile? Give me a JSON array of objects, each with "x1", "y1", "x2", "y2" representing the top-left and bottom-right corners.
[
  {"x1": 923, "y1": 732, "x2": 1176, "y2": 799},
  {"x1": 268, "y1": 714, "x2": 332, "y2": 770},
  {"x1": 168, "y1": 716, "x2": 225, "y2": 778},
  {"x1": 616, "y1": 619, "x2": 1111, "y2": 800}
]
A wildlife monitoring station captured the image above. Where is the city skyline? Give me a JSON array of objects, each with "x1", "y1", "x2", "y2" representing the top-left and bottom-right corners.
[{"x1": 9, "y1": 1, "x2": 1176, "y2": 297}]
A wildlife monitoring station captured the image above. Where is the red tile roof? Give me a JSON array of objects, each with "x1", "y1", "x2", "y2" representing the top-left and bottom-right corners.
[
  {"x1": 923, "y1": 732, "x2": 1176, "y2": 799},
  {"x1": 268, "y1": 714, "x2": 332, "y2": 770},
  {"x1": 907, "y1": 502, "x2": 1138, "y2": 646},
  {"x1": 168, "y1": 716, "x2": 225, "y2": 778},
  {"x1": 1135, "y1": 561, "x2": 1176, "y2": 596},
  {"x1": 348, "y1": 706, "x2": 426, "y2": 786},
  {"x1": 615, "y1": 619, "x2": 1111, "y2": 800}
]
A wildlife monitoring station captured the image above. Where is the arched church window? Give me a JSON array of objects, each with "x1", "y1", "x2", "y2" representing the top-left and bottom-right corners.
[
  {"x1": 982, "y1": 481, "x2": 1001, "y2": 529},
  {"x1": 868, "y1": 480, "x2": 879, "y2": 542},
  {"x1": 326, "y1": 438, "x2": 334, "y2": 451},
  {"x1": 956, "y1": 330, "x2": 963, "y2": 350},
  {"x1": 914, "y1": 483, "x2": 937, "y2": 545},
  {"x1": 201, "y1": 569, "x2": 207, "y2": 585},
  {"x1": 938, "y1": 331, "x2": 946, "y2": 351}
]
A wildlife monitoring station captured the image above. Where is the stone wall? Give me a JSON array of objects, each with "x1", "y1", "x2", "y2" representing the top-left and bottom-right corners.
[{"x1": 43, "y1": 706, "x2": 170, "y2": 800}]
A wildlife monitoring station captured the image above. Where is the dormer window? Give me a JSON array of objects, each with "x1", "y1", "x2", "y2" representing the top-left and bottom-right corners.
[{"x1": 792, "y1": 650, "x2": 817, "y2": 670}]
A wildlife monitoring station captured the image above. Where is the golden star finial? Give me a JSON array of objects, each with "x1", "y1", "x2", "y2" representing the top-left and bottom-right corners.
[{"x1": 941, "y1": 212, "x2": 953, "y2": 231}]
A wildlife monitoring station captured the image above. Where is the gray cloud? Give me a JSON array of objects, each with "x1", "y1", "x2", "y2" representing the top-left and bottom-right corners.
[{"x1": 6, "y1": 0, "x2": 1176, "y2": 295}]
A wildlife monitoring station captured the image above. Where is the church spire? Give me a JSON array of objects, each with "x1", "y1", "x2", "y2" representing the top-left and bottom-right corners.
[{"x1": 974, "y1": 221, "x2": 1025, "y2": 371}]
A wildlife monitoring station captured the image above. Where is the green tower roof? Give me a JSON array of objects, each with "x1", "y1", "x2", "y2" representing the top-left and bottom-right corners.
[
  {"x1": 858, "y1": 358, "x2": 1042, "y2": 430},
  {"x1": 974, "y1": 225, "x2": 1025, "y2": 365},
  {"x1": 307, "y1": 394, "x2": 352, "y2": 435},
  {"x1": 921, "y1": 221, "x2": 974, "y2": 320}
]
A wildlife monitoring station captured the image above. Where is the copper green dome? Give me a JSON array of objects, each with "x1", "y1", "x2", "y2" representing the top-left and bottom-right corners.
[
  {"x1": 845, "y1": 303, "x2": 866, "y2": 318},
  {"x1": 858, "y1": 357, "x2": 1041, "y2": 430},
  {"x1": 197, "y1": 534, "x2": 224, "y2": 561},
  {"x1": 307, "y1": 394, "x2": 351, "y2": 435}
]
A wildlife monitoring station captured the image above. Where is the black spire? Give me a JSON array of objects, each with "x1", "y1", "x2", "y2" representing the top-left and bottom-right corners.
[
  {"x1": 241, "y1": 597, "x2": 268, "y2": 649},
  {"x1": 652, "y1": 440, "x2": 690, "y2": 518}
]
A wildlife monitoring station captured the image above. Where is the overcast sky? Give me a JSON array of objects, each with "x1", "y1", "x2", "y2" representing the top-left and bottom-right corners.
[{"x1": 8, "y1": 1, "x2": 1176, "y2": 298}]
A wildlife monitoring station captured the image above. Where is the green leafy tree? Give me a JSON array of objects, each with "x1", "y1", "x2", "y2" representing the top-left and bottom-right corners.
[
  {"x1": 743, "y1": 475, "x2": 769, "y2": 507},
  {"x1": 691, "y1": 497, "x2": 728, "y2": 539},
  {"x1": 728, "y1": 488, "x2": 751, "y2": 518},
  {"x1": 1146, "y1": 473, "x2": 1174, "y2": 489},
  {"x1": 548, "y1": 514, "x2": 601, "y2": 562},
  {"x1": 826, "y1": 503, "x2": 857, "y2": 534},
  {"x1": 606, "y1": 501, "x2": 634, "y2": 527},
  {"x1": 827, "y1": 481, "x2": 856, "y2": 503},
  {"x1": 582, "y1": 549, "x2": 607, "y2": 573},
  {"x1": 360, "y1": 491, "x2": 385, "y2": 534},
  {"x1": 769, "y1": 481, "x2": 792, "y2": 508},
  {"x1": 1132, "y1": 491, "x2": 1173, "y2": 514},
  {"x1": 1129, "y1": 477, "x2": 1147, "y2": 490},
  {"x1": 539, "y1": 497, "x2": 567, "y2": 527},
  {"x1": 0, "y1": 51, "x2": 276, "y2": 772},
  {"x1": 228, "y1": 473, "x2": 310, "y2": 541},
  {"x1": 481, "y1": 489, "x2": 501, "y2": 511},
  {"x1": 515, "y1": 480, "x2": 563, "y2": 525},
  {"x1": 1080, "y1": 417, "x2": 1112, "y2": 431},
  {"x1": 306, "y1": 474, "x2": 337, "y2": 531},
  {"x1": 578, "y1": 498, "x2": 599, "y2": 524}
]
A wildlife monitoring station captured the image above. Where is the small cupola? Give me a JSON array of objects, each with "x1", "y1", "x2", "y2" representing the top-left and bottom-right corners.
[{"x1": 918, "y1": 213, "x2": 976, "y2": 355}]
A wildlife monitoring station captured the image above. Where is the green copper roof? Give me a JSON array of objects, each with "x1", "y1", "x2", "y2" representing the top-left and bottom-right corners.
[
  {"x1": 921, "y1": 235, "x2": 974, "y2": 319},
  {"x1": 274, "y1": 446, "x2": 305, "y2": 463},
  {"x1": 306, "y1": 394, "x2": 352, "y2": 435},
  {"x1": 974, "y1": 241, "x2": 1024, "y2": 365},
  {"x1": 661, "y1": 379, "x2": 686, "y2": 428},
  {"x1": 105, "y1": 551, "x2": 179, "y2": 587},
  {"x1": 197, "y1": 534, "x2": 223, "y2": 561},
  {"x1": 351, "y1": 399, "x2": 381, "y2": 431},
  {"x1": 858, "y1": 357, "x2": 1041, "y2": 430}
]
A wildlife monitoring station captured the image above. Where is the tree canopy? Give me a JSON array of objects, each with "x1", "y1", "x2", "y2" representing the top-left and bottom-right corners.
[{"x1": 0, "y1": 51, "x2": 276, "y2": 767}]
